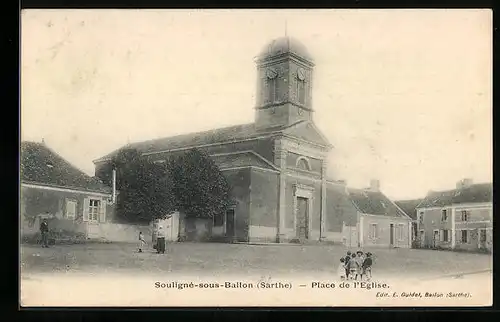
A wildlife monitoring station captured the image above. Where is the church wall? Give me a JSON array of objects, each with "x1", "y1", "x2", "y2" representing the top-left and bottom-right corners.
[
  {"x1": 223, "y1": 168, "x2": 252, "y2": 242},
  {"x1": 248, "y1": 168, "x2": 279, "y2": 243}
]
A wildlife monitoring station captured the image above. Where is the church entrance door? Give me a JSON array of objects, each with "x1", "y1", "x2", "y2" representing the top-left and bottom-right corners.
[{"x1": 296, "y1": 197, "x2": 309, "y2": 240}]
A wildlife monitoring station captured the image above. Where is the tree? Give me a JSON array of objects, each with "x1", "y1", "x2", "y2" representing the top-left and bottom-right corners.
[
  {"x1": 167, "y1": 148, "x2": 231, "y2": 219},
  {"x1": 111, "y1": 148, "x2": 176, "y2": 223}
]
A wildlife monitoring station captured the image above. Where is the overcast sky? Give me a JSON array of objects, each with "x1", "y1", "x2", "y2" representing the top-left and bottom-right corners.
[{"x1": 21, "y1": 9, "x2": 492, "y2": 200}]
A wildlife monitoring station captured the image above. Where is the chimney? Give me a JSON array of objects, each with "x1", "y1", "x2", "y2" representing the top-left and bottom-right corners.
[
  {"x1": 456, "y1": 178, "x2": 473, "y2": 189},
  {"x1": 369, "y1": 179, "x2": 380, "y2": 192},
  {"x1": 112, "y1": 169, "x2": 117, "y2": 204}
]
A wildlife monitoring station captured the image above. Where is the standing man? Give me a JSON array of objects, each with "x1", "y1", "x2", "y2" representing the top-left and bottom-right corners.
[
  {"x1": 157, "y1": 226, "x2": 166, "y2": 254},
  {"x1": 40, "y1": 218, "x2": 49, "y2": 248}
]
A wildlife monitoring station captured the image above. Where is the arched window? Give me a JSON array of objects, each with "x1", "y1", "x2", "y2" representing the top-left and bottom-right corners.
[
  {"x1": 296, "y1": 157, "x2": 310, "y2": 171},
  {"x1": 297, "y1": 79, "x2": 306, "y2": 105}
]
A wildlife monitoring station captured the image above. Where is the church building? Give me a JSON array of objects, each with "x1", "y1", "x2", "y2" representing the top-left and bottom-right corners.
[{"x1": 93, "y1": 36, "x2": 411, "y2": 247}]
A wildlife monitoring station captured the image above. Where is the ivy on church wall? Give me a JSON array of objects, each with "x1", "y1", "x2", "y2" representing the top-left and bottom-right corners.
[{"x1": 249, "y1": 169, "x2": 279, "y2": 228}]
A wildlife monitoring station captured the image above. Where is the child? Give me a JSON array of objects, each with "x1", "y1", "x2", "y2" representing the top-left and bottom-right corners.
[
  {"x1": 356, "y1": 251, "x2": 365, "y2": 280},
  {"x1": 337, "y1": 258, "x2": 346, "y2": 281},
  {"x1": 138, "y1": 231, "x2": 147, "y2": 253},
  {"x1": 349, "y1": 253, "x2": 359, "y2": 280},
  {"x1": 362, "y1": 252, "x2": 373, "y2": 281},
  {"x1": 344, "y1": 251, "x2": 352, "y2": 279}
]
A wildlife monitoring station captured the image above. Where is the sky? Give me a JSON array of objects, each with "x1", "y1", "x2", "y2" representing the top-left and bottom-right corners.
[{"x1": 21, "y1": 9, "x2": 492, "y2": 200}]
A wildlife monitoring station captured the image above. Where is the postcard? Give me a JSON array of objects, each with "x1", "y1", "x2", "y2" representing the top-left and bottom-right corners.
[{"x1": 20, "y1": 9, "x2": 492, "y2": 307}]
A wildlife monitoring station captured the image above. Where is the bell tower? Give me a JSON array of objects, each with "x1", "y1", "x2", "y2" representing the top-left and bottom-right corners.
[{"x1": 255, "y1": 37, "x2": 315, "y2": 130}]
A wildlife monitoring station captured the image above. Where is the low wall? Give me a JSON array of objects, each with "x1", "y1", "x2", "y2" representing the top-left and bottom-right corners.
[
  {"x1": 21, "y1": 215, "x2": 87, "y2": 243},
  {"x1": 179, "y1": 217, "x2": 212, "y2": 242},
  {"x1": 96, "y1": 223, "x2": 153, "y2": 243},
  {"x1": 248, "y1": 225, "x2": 277, "y2": 243}
]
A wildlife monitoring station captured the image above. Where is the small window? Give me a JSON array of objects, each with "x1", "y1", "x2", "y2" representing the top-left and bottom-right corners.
[
  {"x1": 461, "y1": 230, "x2": 468, "y2": 243},
  {"x1": 369, "y1": 224, "x2": 378, "y2": 239},
  {"x1": 441, "y1": 209, "x2": 448, "y2": 222},
  {"x1": 419, "y1": 212, "x2": 424, "y2": 224},
  {"x1": 213, "y1": 213, "x2": 224, "y2": 227},
  {"x1": 65, "y1": 199, "x2": 77, "y2": 220},
  {"x1": 89, "y1": 199, "x2": 100, "y2": 222},
  {"x1": 461, "y1": 210, "x2": 469, "y2": 222}
]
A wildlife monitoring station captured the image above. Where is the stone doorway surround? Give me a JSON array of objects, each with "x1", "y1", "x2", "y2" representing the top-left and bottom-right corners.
[{"x1": 292, "y1": 184, "x2": 314, "y2": 241}]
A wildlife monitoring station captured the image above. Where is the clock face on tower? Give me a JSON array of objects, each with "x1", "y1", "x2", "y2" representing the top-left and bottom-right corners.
[
  {"x1": 297, "y1": 68, "x2": 306, "y2": 81},
  {"x1": 266, "y1": 68, "x2": 278, "y2": 79}
]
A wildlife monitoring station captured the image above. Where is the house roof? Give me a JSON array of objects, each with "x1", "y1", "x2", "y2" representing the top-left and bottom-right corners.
[
  {"x1": 212, "y1": 151, "x2": 278, "y2": 172},
  {"x1": 348, "y1": 189, "x2": 408, "y2": 218},
  {"x1": 417, "y1": 183, "x2": 492, "y2": 208},
  {"x1": 394, "y1": 199, "x2": 423, "y2": 220},
  {"x1": 326, "y1": 183, "x2": 359, "y2": 227},
  {"x1": 21, "y1": 141, "x2": 112, "y2": 194},
  {"x1": 94, "y1": 120, "x2": 332, "y2": 163}
]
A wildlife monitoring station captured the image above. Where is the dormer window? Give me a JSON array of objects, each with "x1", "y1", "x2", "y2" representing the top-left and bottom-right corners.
[{"x1": 441, "y1": 209, "x2": 448, "y2": 222}]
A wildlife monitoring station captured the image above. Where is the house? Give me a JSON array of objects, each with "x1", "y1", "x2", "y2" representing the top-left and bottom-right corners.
[
  {"x1": 394, "y1": 198, "x2": 424, "y2": 246},
  {"x1": 20, "y1": 141, "x2": 117, "y2": 242},
  {"x1": 345, "y1": 180, "x2": 413, "y2": 248},
  {"x1": 416, "y1": 179, "x2": 493, "y2": 252}
]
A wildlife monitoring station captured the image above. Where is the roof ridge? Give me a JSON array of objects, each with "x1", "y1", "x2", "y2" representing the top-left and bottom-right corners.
[
  {"x1": 127, "y1": 122, "x2": 254, "y2": 147},
  {"x1": 425, "y1": 182, "x2": 493, "y2": 195}
]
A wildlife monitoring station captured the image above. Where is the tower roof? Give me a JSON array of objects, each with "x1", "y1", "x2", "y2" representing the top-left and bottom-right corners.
[{"x1": 257, "y1": 36, "x2": 313, "y2": 62}]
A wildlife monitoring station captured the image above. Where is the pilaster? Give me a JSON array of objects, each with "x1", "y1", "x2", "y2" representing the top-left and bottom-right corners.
[
  {"x1": 274, "y1": 139, "x2": 287, "y2": 243},
  {"x1": 320, "y1": 159, "x2": 327, "y2": 241}
]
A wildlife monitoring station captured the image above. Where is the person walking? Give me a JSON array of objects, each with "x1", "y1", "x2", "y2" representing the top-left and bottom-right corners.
[
  {"x1": 40, "y1": 218, "x2": 49, "y2": 248},
  {"x1": 156, "y1": 226, "x2": 166, "y2": 254},
  {"x1": 138, "y1": 231, "x2": 147, "y2": 253}
]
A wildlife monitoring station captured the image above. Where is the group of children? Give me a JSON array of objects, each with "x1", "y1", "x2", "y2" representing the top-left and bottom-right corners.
[{"x1": 337, "y1": 250, "x2": 373, "y2": 281}]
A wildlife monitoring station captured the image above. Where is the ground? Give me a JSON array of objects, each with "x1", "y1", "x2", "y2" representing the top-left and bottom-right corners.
[
  {"x1": 21, "y1": 242, "x2": 492, "y2": 278},
  {"x1": 20, "y1": 242, "x2": 493, "y2": 306}
]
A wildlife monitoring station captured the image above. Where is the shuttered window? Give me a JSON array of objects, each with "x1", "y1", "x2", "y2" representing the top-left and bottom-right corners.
[
  {"x1": 397, "y1": 224, "x2": 405, "y2": 240},
  {"x1": 369, "y1": 224, "x2": 377, "y2": 239},
  {"x1": 65, "y1": 199, "x2": 77, "y2": 220},
  {"x1": 83, "y1": 198, "x2": 106, "y2": 223}
]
